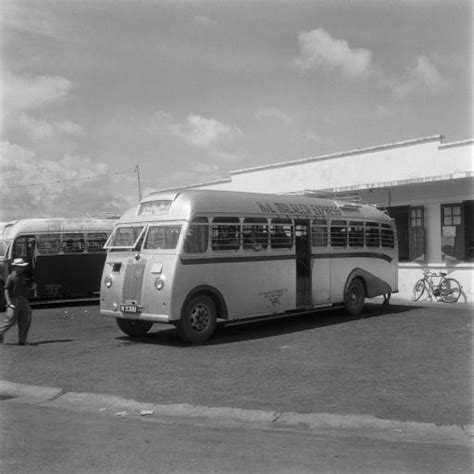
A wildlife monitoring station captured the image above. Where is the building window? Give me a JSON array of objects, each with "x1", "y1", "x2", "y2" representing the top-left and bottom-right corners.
[{"x1": 441, "y1": 203, "x2": 465, "y2": 261}]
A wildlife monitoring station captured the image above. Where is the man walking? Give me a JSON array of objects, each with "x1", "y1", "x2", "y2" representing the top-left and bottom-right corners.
[{"x1": 0, "y1": 258, "x2": 32, "y2": 345}]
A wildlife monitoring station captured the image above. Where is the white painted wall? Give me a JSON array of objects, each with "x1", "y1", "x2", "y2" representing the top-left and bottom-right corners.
[{"x1": 203, "y1": 137, "x2": 473, "y2": 194}]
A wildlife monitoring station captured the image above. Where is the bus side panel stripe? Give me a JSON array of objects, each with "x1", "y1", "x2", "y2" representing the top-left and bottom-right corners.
[
  {"x1": 180, "y1": 252, "x2": 392, "y2": 265},
  {"x1": 180, "y1": 255, "x2": 296, "y2": 265},
  {"x1": 312, "y1": 252, "x2": 393, "y2": 263}
]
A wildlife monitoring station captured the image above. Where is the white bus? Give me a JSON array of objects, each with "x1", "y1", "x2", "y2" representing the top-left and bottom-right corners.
[
  {"x1": 100, "y1": 190, "x2": 398, "y2": 343},
  {"x1": 0, "y1": 218, "x2": 116, "y2": 309}
]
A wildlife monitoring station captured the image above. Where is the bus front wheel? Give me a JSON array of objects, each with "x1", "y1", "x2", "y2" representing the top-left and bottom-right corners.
[
  {"x1": 116, "y1": 318, "x2": 153, "y2": 337},
  {"x1": 177, "y1": 295, "x2": 217, "y2": 344},
  {"x1": 344, "y1": 278, "x2": 365, "y2": 316}
]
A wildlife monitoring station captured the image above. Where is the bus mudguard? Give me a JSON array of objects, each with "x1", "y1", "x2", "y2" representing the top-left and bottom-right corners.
[
  {"x1": 344, "y1": 268, "x2": 392, "y2": 299},
  {"x1": 181, "y1": 285, "x2": 229, "y2": 321}
]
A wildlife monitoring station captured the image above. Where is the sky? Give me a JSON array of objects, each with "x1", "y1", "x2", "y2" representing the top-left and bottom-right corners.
[{"x1": 1, "y1": 0, "x2": 472, "y2": 221}]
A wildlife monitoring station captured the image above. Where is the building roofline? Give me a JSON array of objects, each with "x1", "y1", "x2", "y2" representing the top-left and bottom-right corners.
[
  {"x1": 230, "y1": 134, "x2": 444, "y2": 175},
  {"x1": 438, "y1": 138, "x2": 474, "y2": 149}
]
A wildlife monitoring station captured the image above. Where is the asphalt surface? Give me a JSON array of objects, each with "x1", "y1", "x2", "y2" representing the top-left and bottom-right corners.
[
  {"x1": 2, "y1": 402, "x2": 471, "y2": 474},
  {"x1": 1, "y1": 299, "x2": 472, "y2": 427}
]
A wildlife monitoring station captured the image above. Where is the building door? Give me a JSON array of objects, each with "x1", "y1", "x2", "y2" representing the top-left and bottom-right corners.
[
  {"x1": 295, "y1": 220, "x2": 312, "y2": 307},
  {"x1": 464, "y1": 200, "x2": 474, "y2": 261},
  {"x1": 387, "y1": 206, "x2": 409, "y2": 261}
]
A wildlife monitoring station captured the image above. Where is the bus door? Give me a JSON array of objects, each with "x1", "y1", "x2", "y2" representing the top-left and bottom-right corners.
[
  {"x1": 11, "y1": 235, "x2": 37, "y2": 296},
  {"x1": 295, "y1": 220, "x2": 312, "y2": 307}
]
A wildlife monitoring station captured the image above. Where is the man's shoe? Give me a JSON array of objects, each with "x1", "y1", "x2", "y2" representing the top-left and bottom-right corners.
[{"x1": 18, "y1": 341, "x2": 29, "y2": 345}]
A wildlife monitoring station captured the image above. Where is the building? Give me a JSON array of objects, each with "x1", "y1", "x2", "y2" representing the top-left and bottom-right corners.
[{"x1": 152, "y1": 134, "x2": 474, "y2": 300}]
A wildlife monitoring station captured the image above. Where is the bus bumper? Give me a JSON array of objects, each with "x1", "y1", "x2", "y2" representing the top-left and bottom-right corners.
[{"x1": 100, "y1": 309, "x2": 171, "y2": 324}]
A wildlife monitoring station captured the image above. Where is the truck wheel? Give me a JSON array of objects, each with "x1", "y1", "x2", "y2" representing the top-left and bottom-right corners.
[
  {"x1": 116, "y1": 318, "x2": 153, "y2": 337},
  {"x1": 344, "y1": 278, "x2": 365, "y2": 316},
  {"x1": 177, "y1": 294, "x2": 217, "y2": 344}
]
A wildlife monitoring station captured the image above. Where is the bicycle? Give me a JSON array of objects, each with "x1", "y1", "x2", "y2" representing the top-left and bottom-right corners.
[{"x1": 412, "y1": 269, "x2": 462, "y2": 303}]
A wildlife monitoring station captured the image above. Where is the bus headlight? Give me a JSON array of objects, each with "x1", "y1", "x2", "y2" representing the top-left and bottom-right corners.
[
  {"x1": 104, "y1": 275, "x2": 113, "y2": 288},
  {"x1": 154, "y1": 276, "x2": 165, "y2": 291}
]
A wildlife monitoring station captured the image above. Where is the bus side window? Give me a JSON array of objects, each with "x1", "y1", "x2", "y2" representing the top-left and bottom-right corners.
[
  {"x1": 63, "y1": 233, "x2": 85, "y2": 253},
  {"x1": 381, "y1": 224, "x2": 395, "y2": 248},
  {"x1": 37, "y1": 234, "x2": 60, "y2": 254},
  {"x1": 270, "y1": 219, "x2": 293, "y2": 249},
  {"x1": 211, "y1": 218, "x2": 240, "y2": 251},
  {"x1": 366, "y1": 223, "x2": 380, "y2": 248},
  {"x1": 87, "y1": 233, "x2": 108, "y2": 252},
  {"x1": 243, "y1": 218, "x2": 268, "y2": 251},
  {"x1": 348, "y1": 222, "x2": 364, "y2": 247},
  {"x1": 184, "y1": 218, "x2": 209, "y2": 254},
  {"x1": 330, "y1": 221, "x2": 347, "y2": 247},
  {"x1": 311, "y1": 219, "x2": 328, "y2": 247}
]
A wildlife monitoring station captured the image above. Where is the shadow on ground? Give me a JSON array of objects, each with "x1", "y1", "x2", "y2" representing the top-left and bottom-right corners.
[{"x1": 116, "y1": 303, "x2": 421, "y2": 348}]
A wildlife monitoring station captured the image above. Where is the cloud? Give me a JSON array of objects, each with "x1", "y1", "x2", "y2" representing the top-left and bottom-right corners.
[
  {"x1": 255, "y1": 107, "x2": 292, "y2": 125},
  {"x1": 388, "y1": 55, "x2": 448, "y2": 99},
  {"x1": 1, "y1": 3, "x2": 59, "y2": 39},
  {"x1": 294, "y1": 28, "x2": 373, "y2": 79},
  {"x1": 0, "y1": 142, "x2": 135, "y2": 220},
  {"x1": 170, "y1": 114, "x2": 237, "y2": 148},
  {"x1": 18, "y1": 114, "x2": 84, "y2": 141},
  {"x1": 303, "y1": 132, "x2": 323, "y2": 144},
  {"x1": 2, "y1": 72, "x2": 74, "y2": 116},
  {"x1": 194, "y1": 15, "x2": 217, "y2": 27}
]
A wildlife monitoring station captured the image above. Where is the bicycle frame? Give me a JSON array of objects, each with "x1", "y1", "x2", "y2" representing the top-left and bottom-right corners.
[{"x1": 412, "y1": 269, "x2": 462, "y2": 303}]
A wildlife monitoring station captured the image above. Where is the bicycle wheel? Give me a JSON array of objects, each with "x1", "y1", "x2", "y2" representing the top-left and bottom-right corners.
[
  {"x1": 412, "y1": 279, "x2": 425, "y2": 301},
  {"x1": 439, "y1": 278, "x2": 462, "y2": 303}
]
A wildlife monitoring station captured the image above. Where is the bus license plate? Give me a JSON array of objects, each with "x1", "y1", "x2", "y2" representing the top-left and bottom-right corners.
[{"x1": 120, "y1": 304, "x2": 140, "y2": 314}]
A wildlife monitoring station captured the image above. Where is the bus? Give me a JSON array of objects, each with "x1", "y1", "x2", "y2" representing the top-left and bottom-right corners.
[
  {"x1": 0, "y1": 218, "x2": 116, "y2": 310},
  {"x1": 100, "y1": 190, "x2": 398, "y2": 344}
]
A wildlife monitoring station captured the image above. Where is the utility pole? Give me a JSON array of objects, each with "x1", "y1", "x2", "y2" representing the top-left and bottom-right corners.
[{"x1": 135, "y1": 165, "x2": 142, "y2": 202}]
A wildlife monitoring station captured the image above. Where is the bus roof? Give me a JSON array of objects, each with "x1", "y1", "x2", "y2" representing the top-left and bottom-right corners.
[
  {"x1": 118, "y1": 190, "x2": 392, "y2": 223},
  {"x1": 2, "y1": 218, "x2": 117, "y2": 239}
]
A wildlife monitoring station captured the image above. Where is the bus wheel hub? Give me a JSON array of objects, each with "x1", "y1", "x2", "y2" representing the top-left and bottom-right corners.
[{"x1": 190, "y1": 305, "x2": 209, "y2": 331}]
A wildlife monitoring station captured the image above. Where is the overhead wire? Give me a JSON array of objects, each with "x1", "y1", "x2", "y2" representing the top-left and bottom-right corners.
[{"x1": 0, "y1": 169, "x2": 135, "y2": 190}]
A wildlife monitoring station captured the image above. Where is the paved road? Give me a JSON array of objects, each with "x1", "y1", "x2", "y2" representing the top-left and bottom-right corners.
[
  {"x1": 1, "y1": 401, "x2": 471, "y2": 474},
  {"x1": 1, "y1": 301, "x2": 472, "y2": 426}
]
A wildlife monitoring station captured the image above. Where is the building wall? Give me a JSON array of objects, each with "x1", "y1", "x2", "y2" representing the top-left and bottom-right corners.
[{"x1": 203, "y1": 136, "x2": 472, "y2": 195}]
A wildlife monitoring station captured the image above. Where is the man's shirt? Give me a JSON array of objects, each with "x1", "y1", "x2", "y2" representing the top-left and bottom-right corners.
[{"x1": 5, "y1": 270, "x2": 27, "y2": 299}]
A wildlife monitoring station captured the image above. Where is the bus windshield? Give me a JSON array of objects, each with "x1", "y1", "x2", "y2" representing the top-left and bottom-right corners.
[
  {"x1": 0, "y1": 240, "x2": 10, "y2": 257},
  {"x1": 105, "y1": 225, "x2": 145, "y2": 250},
  {"x1": 143, "y1": 225, "x2": 182, "y2": 250}
]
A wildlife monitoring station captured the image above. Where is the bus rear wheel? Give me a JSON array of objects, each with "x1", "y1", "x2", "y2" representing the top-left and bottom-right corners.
[
  {"x1": 116, "y1": 318, "x2": 153, "y2": 337},
  {"x1": 344, "y1": 278, "x2": 365, "y2": 316},
  {"x1": 177, "y1": 295, "x2": 217, "y2": 344}
]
